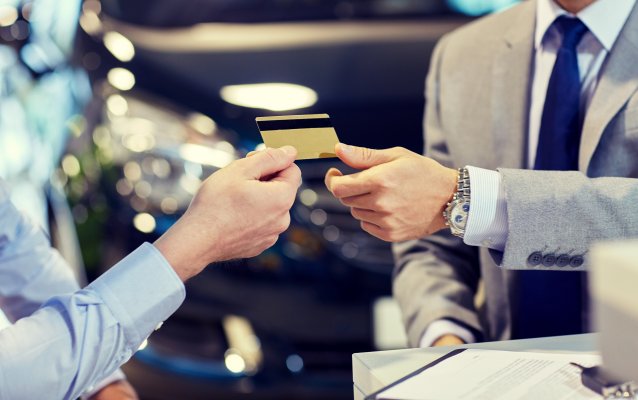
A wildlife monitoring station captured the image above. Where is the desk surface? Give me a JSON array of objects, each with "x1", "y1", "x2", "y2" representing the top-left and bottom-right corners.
[{"x1": 352, "y1": 333, "x2": 598, "y2": 399}]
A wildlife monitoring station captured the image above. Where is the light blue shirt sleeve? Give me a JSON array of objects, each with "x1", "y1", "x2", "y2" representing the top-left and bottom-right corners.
[
  {"x1": 463, "y1": 166, "x2": 509, "y2": 251},
  {"x1": 0, "y1": 183, "x2": 186, "y2": 400}
]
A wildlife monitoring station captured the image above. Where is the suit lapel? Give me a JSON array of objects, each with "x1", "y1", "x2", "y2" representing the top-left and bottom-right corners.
[
  {"x1": 492, "y1": 1, "x2": 537, "y2": 169},
  {"x1": 579, "y1": 4, "x2": 638, "y2": 172}
]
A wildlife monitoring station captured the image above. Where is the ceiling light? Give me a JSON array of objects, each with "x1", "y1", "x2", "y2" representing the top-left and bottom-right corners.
[
  {"x1": 220, "y1": 83, "x2": 317, "y2": 112},
  {"x1": 107, "y1": 68, "x2": 135, "y2": 91},
  {"x1": 103, "y1": 31, "x2": 135, "y2": 62}
]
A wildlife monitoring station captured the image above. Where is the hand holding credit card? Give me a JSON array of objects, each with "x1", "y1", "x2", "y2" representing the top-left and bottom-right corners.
[
  {"x1": 324, "y1": 144, "x2": 458, "y2": 243},
  {"x1": 256, "y1": 114, "x2": 340, "y2": 160}
]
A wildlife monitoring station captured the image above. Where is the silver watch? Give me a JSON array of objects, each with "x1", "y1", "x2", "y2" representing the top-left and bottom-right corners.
[{"x1": 443, "y1": 167, "x2": 470, "y2": 238}]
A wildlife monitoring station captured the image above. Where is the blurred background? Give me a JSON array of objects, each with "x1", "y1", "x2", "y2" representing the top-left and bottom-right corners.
[{"x1": 0, "y1": 0, "x2": 518, "y2": 398}]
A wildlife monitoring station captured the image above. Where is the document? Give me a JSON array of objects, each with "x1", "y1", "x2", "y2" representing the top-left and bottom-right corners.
[{"x1": 370, "y1": 349, "x2": 601, "y2": 400}]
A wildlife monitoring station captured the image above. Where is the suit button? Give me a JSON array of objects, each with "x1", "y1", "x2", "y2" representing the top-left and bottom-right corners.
[
  {"x1": 527, "y1": 251, "x2": 543, "y2": 266},
  {"x1": 556, "y1": 254, "x2": 570, "y2": 267},
  {"x1": 570, "y1": 255, "x2": 584, "y2": 268},
  {"x1": 542, "y1": 253, "x2": 556, "y2": 267},
  {"x1": 0, "y1": 234, "x2": 8, "y2": 254}
]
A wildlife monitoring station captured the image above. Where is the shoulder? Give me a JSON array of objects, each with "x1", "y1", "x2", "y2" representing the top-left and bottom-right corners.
[{"x1": 437, "y1": 2, "x2": 535, "y2": 59}]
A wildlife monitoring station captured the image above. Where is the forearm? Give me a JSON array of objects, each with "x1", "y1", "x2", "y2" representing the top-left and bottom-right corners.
[
  {"x1": 392, "y1": 233, "x2": 482, "y2": 347},
  {"x1": 0, "y1": 186, "x2": 132, "y2": 398},
  {"x1": 498, "y1": 169, "x2": 638, "y2": 269},
  {"x1": 153, "y1": 212, "x2": 211, "y2": 282},
  {"x1": 0, "y1": 244, "x2": 185, "y2": 400},
  {"x1": 0, "y1": 196, "x2": 79, "y2": 321}
]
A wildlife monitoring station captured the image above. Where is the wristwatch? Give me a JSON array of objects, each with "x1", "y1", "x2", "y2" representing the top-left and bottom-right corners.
[{"x1": 443, "y1": 167, "x2": 471, "y2": 238}]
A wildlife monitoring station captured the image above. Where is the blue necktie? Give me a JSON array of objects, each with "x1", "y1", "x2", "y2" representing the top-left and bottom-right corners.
[
  {"x1": 510, "y1": 16, "x2": 589, "y2": 339},
  {"x1": 535, "y1": 16, "x2": 589, "y2": 170}
]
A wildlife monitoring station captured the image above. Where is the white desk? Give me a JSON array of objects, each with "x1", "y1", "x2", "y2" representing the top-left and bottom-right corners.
[{"x1": 352, "y1": 333, "x2": 598, "y2": 399}]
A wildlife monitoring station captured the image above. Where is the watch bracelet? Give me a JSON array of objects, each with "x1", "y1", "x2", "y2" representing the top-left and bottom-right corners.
[
  {"x1": 456, "y1": 167, "x2": 471, "y2": 202},
  {"x1": 443, "y1": 167, "x2": 471, "y2": 231}
]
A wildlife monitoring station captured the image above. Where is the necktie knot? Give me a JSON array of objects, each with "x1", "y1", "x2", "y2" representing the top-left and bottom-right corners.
[{"x1": 554, "y1": 15, "x2": 588, "y2": 50}]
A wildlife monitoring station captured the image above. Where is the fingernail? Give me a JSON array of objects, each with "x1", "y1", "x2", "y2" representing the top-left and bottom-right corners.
[
  {"x1": 339, "y1": 143, "x2": 353, "y2": 155},
  {"x1": 281, "y1": 146, "x2": 297, "y2": 157}
]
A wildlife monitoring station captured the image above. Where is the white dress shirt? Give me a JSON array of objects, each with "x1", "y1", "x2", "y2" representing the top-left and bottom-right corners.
[{"x1": 421, "y1": 0, "x2": 636, "y2": 347}]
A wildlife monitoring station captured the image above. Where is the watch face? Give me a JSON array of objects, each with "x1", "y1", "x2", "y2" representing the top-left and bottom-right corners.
[{"x1": 450, "y1": 201, "x2": 469, "y2": 230}]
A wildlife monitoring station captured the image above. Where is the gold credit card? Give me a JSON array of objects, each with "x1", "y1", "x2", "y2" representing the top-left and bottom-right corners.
[{"x1": 255, "y1": 114, "x2": 339, "y2": 160}]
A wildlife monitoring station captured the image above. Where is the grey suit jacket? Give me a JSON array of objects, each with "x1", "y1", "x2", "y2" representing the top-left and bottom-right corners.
[{"x1": 393, "y1": 0, "x2": 638, "y2": 346}]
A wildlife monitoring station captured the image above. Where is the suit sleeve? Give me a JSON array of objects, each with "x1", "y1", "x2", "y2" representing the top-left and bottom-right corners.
[
  {"x1": 495, "y1": 168, "x2": 638, "y2": 270},
  {"x1": 392, "y1": 36, "x2": 483, "y2": 347}
]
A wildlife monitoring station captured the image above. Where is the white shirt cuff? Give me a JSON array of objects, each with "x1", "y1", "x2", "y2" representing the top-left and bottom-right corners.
[
  {"x1": 419, "y1": 319, "x2": 476, "y2": 348},
  {"x1": 463, "y1": 166, "x2": 508, "y2": 251},
  {"x1": 88, "y1": 242, "x2": 186, "y2": 350}
]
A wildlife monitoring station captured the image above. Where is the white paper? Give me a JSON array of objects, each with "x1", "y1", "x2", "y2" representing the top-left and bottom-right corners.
[{"x1": 376, "y1": 350, "x2": 601, "y2": 400}]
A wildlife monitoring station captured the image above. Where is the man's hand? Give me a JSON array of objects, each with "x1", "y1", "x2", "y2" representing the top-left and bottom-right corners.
[
  {"x1": 325, "y1": 143, "x2": 457, "y2": 242},
  {"x1": 155, "y1": 146, "x2": 301, "y2": 280},
  {"x1": 88, "y1": 380, "x2": 138, "y2": 400},
  {"x1": 431, "y1": 334, "x2": 465, "y2": 347}
]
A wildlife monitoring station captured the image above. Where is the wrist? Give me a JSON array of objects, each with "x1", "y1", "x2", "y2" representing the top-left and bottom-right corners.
[
  {"x1": 443, "y1": 167, "x2": 470, "y2": 238},
  {"x1": 432, "y1": 334, "x2": 465, "y2": 347},
  {"x1": 154, "y1": 213, "x2": 218, "y2": 281},
  {"x1": 432, "y1": 167, "x2": 459, "y2": 232}
]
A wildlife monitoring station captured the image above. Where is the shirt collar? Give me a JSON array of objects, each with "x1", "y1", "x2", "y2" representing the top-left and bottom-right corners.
[{"x1": 535, "y1": 0, "x2": 636, "y2": 51}]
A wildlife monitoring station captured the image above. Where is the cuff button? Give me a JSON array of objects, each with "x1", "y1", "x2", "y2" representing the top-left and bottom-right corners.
[
  {"x1": 570, "y1": 255, "x2": 584, "y2": 268},
  {"x1": 542, "y1": 253, "x2": 556, "y2": 267},
  {"x1": 527, "y1": 251, "x2": 543, "y2": 266},
  {"x1": 556, "y1": 254, "x2": 570, "y2": 267}
]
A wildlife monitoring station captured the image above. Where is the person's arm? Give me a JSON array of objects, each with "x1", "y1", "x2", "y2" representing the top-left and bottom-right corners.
[
  {"x1": 0, "y1": 147, "x2": 300, "y2": 400},
  {"x1": 495, "y1": 168, "x2": 638, "y2": 270},
  {"x1": 393, "y1": 233, "x2": 482, "y2": 347},
  {"x1": 420, "y1": 319, "x2": 474, "y2": 347},
  {"x1": 391, "y1": 35, "x2": 482, "y2": 347},
  {"x1": 445, "y1": 165, "x2": 638, "y2": 270},
  {"x1": 329, "y1": 145, "x2": 638, "y2": 271},
  {"x1": 0, "y1": 185, "x2": 135, "y2": 400},
  {"x1": 0, "y1": 234, "x2": 184, "y2": 400}
]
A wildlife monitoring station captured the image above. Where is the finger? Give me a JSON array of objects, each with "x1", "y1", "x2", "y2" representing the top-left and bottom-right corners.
[
  {"x1": 360, "y1": 220, "x2": 391, "y2": 242},
  {"x1": 335, "y1": 143, "x2": 401, "y2": 170},
  {"x1": 239, "y1": 146, "x2": 297, "y2": 179},
  {"x1": 339, "y1": 193, "x2": 376, "y2": 210},
  {"x1": 246, "y1": 150, "x2": 259, "y2": 157},
  {"x1": 324, "y1": 167, "x2": 343, "y2": 191},
  {"x1": 269, "y1": 163, "x2": 302, "y2": 188},
  {"x1": 325, "y1": 170, "x2": 374, "y2": 198},
  {"x1": 350, "y1": 207, "x2": 380, "y2": 224}
]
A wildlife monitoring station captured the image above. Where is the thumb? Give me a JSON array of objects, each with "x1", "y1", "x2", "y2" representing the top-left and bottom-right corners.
[
  {"x1": 241, "y1": 146, "x2": 297, "y2": 179},
  {"x1": 335, "y1": 143, "x2": 399, "y2": 170}
]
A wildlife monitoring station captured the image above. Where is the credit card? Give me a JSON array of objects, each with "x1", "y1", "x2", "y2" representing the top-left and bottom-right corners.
[{"x1": 255, "y1": 114, "x2": 339, "y2": 160}]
